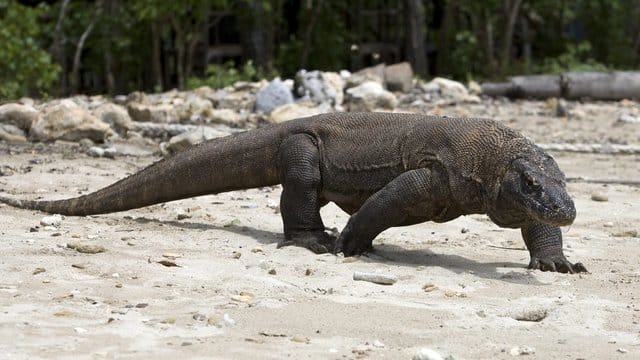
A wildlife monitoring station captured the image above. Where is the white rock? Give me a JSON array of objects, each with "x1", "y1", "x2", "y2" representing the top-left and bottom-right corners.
[
  {"x1": 0, "y1": 103, "x2": 39, "y2": 130},
  {"x1": 372, "y1": 340, "x2": 385, "y2": 348},
  {"x1": 74, "y1": 327, "x2": 88, "y2": 334},
  {"x1": 269, "y1": 102, "x2": 326, "y2": 123},
  {"x1": 223, "y1": 313, "x2": 236, "y2": 326},
  {"x1": 40, "y1": 214, "x2": 63, "y2": 227},
  {"x1": 509, "y1": 346, "x2": 535, "y2": 356},
  {"x1": 413, "y1": 347, "x2": 444, "y2": 360},
  {"x1": 345, "y1": 81, "x2": 398, "y2": 112},
  {"x1": 425, "y1": 77, "x2": 469, "y2": 96},
  {"x1": 30, "y1": 101, "x2": 113, "y2": 142}
]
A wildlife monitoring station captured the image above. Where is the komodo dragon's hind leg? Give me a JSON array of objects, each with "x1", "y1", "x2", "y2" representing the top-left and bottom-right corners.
[{"x1": 277, "y1": 134, "x2": 335, "y2": 254}]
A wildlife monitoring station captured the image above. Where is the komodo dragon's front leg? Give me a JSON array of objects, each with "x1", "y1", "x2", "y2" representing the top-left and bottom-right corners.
[
  {"x1": 335, "y1": 168, "x2": 440, "y2": 256},
  {"x1": 277, "y1": 134, "x2": 335, "y2": 254},
  {"x1": 521, "y1": 223, "x2": 587, "y2": 273}
]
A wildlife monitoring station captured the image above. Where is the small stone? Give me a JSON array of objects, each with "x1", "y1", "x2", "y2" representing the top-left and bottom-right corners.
[
  {"x1": 353, "y1": 271, "x2": 398, "y2": 285},
  {"x1": 231, "y1": 292, "x2": 255, "y2": 303},
  {"x1": 33, "y1": 268, "x2": 46, "y2": 275},
  {"x1": 181, "y1": 342, "x2": 192, "y2": 347},
  {"x1": 115, "y1": 283, "x2": 122, "y2": 288},
  {"x1": 66, "y1": 242, "x2": 106, "y2": 254},
  {"x1": 54, "y1": 311, "x2": 75, "y2": 317},
  {"x1": 72, "y1": 263, "x2": 87, "y2": 269},
  {"x1": 617, "y1": 348, "x2": 628, "y2": 354},
  {"x1": 40, "y1": 214, "x2": 63, "y2": 227},
  {"x1": 603, "y1": 222, "x2": 614, "y2": 228},
  {"x1": 160, "y1": 318, "x2": 175, "y2": 324},
  {"x1": 422, "y1": 283, "x2": 437, "y2": 292},
  {"x1": 74, "y1": 327, "x2": 88, "y2": 334},
  {"x1": 87, "y1": 146, "x2": 105, "y2": 158},
  {"x1": 207, "y1": 315, "x2": 223, "y2": 327},
  {"x1": 513, "y1": 309, "x2": 547, "y2": 322},
  {"x1": 175, "y1": 208, "x2": 191, "y2": 220},
  {"x1": 291, "y1": 336, "x2": 309, "y2": 343},
  {"x1": 461, "y1": 228, "x2": 469, "y2": 234},
  {"x1": 162, "y1": 252, "x2": 182, "y2": 260},
  {"x1": 223, "y1": 313, "x2": 236, "y2": 326},
  {"x1": 135, "y1": 303, "x2": 148, "y2": 308},
  {"x1": 231, "y1": 251, "x2": 242, "y2": 259},
  {"x1": 591, "y1": 193, "x2": 608, "y2": 202},
  {"x1": 305, "y1": 268, "x2": 315, "y2": 276},
  {"x1": 509, "y1": 346, "x2": 535, "y2": 356},
  {"x1": 413, "y1": 347, "x2": 444, "y2": 360},
  {"x1": 102, "y1": 147, "x2": 117, "y2": 159},
  {"x1": 268, "y1": 268, "x2": 277, "y2": 275},
  {"x1": 193, "y1": 313, "x2": 207, "y2": 321},
  {"x1": 444, "y1": 290, "x2": 457, "y2": 297},
  {"x1": 372, "y1": 340, "x2": 385, "y2": 348},
  {"x1": 251, "y1": 246, "x2": 264, "y2": 253}
]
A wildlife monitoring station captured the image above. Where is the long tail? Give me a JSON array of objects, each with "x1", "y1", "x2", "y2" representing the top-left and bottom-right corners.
[{"x1": 0, "y1": 124, "x2": 287, "y2": 215}]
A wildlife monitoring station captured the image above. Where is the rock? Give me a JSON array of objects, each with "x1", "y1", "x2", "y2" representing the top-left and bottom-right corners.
[
  {"x1": 353, "y1": 271, "x2": 398, "y2": 285},
  {"x1": 617, "y1": 113, "x2": 640, "y2": 124},
  {"x1": 467, "y1": 80, "x2": 482, "y2": 94},
  {"x1": 67, "y1": 242, "x2": 106, "y2": 254},
  {"x1": 384, "y1": 62, "x2": 414, "y2": 92},
  {"x1": 176, "y1": 95, "x2": 214, "y2": 122},
  {"x1": 164, "y1": 126, "x2": 229, "y2": 155},
  {"x1": 87, "y1": 147, "x2": 105, "y2": 158},
  {"x1": 269, "y1": 102, "x2": 327, "y2": 123},
  {"x1": 30, "y1": 101, "x2": 113, "y2": 142},
  {"x1": 591, "y1": 193, "x2": 609, "y2": 202},
  {"x1": 223, "y1": 313, "x2": 236, "y2": 326},
  {"x1": 0, "y1": 124, "x2": 27, "y2": 142},
  {"x1": 424, "y1": 77, "x2": 469, "y2": 97},
  {"x1": 295, "y1": 70, "x2": 344, "y2": 107},
  {"x1": 192, "y1": 313, "x2": 207, "y2": 321},
  {"x1": 509, "y1": 346, "x2": 535, "y2": 356},
  {"x1": 346, "y1": 63, "x2": 386, "y2": 88},
  {"x1": 0, "y1": 103, "x2": 39, "y2": 131},
  {"x1": 126, "y1": 102, "x2": 175, "y2": 123},
  {"x1": 91, "y1": 103, "x2": 133, "y2": 136},
  {"x1": 345, "y1": 81, "x2": 398, "y2": 112},
  {"x1": 210, "y1": 89, "x2": 257, "y2": 111},
  {"x1": 255, "y1": 79, "x2": 294, "y2": 114},
  {"x1": 40, "y1": 214, "x2": 63, "y2": 227},
  {"x1": 413, "y1": 347, "x2": 444, "y2": 360},
  {"x1": 208, "y1": 108, "x2": 243, "y2": 126}
]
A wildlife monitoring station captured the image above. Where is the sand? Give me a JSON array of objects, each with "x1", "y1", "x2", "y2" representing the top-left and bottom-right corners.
[{"x1": 0, "y1": 104, "x2": 639, "y2": 359}]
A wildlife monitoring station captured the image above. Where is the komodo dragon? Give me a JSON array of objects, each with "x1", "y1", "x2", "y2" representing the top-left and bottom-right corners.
[{"x1": 0, "y1": 113, "x2": 586, "y2": 273}]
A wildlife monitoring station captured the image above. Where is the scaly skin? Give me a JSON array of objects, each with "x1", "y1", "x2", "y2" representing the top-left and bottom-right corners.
[{"x1": 0, "y1": 113, "x2": 586, "y2": 273}]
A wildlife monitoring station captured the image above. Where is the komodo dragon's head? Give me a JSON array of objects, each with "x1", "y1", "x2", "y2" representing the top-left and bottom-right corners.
[{"x1": 495, "y1": 155, "x2": 576, "y2": 227}]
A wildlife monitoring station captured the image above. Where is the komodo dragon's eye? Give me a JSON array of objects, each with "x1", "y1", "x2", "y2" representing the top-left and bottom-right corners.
[{"x1": 523, "y1": 172, "x2": 540, "y2": 189}]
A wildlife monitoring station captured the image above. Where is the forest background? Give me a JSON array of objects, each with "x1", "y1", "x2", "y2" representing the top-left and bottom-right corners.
[{"x1": 1, "y1": 0, "x2": 639, "y2": 100}]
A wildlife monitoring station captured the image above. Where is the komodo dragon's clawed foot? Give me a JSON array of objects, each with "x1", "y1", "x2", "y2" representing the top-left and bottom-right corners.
[
  {"x1": 528, "y1": 254, "x2": 588, "y2": 273},
  {"x1": 278, "y1": 231, "x2": 337, "y2": 254},
  {"x1": 333, "y1": 230, "x2": 374, "y2": 257}
]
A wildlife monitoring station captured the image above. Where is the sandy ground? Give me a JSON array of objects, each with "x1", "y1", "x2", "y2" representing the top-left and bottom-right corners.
[{"x1": 0, "y1": 105, "x2": 639, "y2": 359}]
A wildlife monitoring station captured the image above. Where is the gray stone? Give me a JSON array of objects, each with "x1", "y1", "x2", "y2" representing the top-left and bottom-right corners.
[
  {"x1": 345, "y1": 81, "x2": 398, "y2": 112},
  {"x1": 92, "y1": 103, "x2": 133, "y2": 136},
  {"x1": 295, "y1": 70, "x2": 344, "y2": 107},
  {"x1": 384, "y1": 62, "x2": 414, "y2": 92},
  {"x1": 346, "y1": 64, "x2": 386, "y2": 89},
  {"x1": 127, "y1": 102, "x2": 176, "y2": 123},
  {"x1": 0, "y1": 124, "x2": 27, "y2": 142},
  {"x1": 0, "y1": 103, "x2": 39, "y2": 131},
  {"x1": 255, "y1": 79, "x2": 294, "y2": 114},
  {"x1": 29, "y1": 100, "x2": 113, "y2": 142}
]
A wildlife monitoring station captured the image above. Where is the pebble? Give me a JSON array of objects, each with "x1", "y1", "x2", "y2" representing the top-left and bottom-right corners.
[
  {"x1": 192, "y1": 313, "x2": 206, "y2": 321},
  {"x1": 40, "y1": 214, "x2": 62, "y2": 227},
  {"x1": 174, "y1": 208, "x2": 191, "y2": 220},
  {"x1": 509, "y1": 346, "x2": 535, "y2": 356},
  {"x1": 223, "y1": 313, "x2": 236, "y2": 326},
  {"x1": 617, "y1": 348, "x2": 628, "y2": 354},
  {"x1": 603, "y1": 222, "x2": 614, "y2": 227},
  {"x1": 87, "y1": 146, "x2": 104, "y2": 158},
  {"x1": 208, "y1": 315, "x2": 223, "y2": 327},
  {"x1": 67, "y1": 242, "x2": 106, "y2": 254},
  {"x1": 591, "y1": 193, "x2": 609, "y2": 202},
  {"x1": 268, "y1": 268, "x2": 277, "y2": 275},
  {"x1": 251, "y1": 246, "x2": 264, "y2": 253},
  {"x1": 231, "y1": 251, "x2": 242, "y2": 259},
  {"x1": 423, "y1": 283, "x2": 437, "y2": 292},
  {"x1": 353, "y1": 271, "x2": 397, "y2": 285},
  {"x1": 413, "y1": 347, "x2": 444, "y2": 360},
  {"x1": 74, "y1": 327, "x2": 88, "y2": 334},
  {"x1": 290, "y1": 336, "x2": 309, "y2": 343},
  {"x1": 372, "y1": 340, "x2": 385, "y2": 348},
  {"x1": 32, "y1": 268, "x2": 46, "y2": 275}
]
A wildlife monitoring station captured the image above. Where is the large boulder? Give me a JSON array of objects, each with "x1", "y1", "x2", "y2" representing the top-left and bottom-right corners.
[
  {"x1": 127, "y1": 102, "x2": 176, "y2": 123},
  {"x1": 255, "y1": 79, "x2": 294, "y2": 113},
  {"x1": 29, "y1": 100, "x2": 113, "y2": 142},
  {"x1": 92, "y1": 103, "x2": 133, "y2": 136},
  {"x1": 0, "y1": 103, "x2": 39, "y2": 131},
  {"x1": 384, "y1": 62, "x2": 414, "y2": 92},
  {"x1": 345, "y1": 81, "x2": 398, "y2": 112},
  {"x1": 346, "y1": 63, "x2": 386, "y2": 89},
  {"x1": 295, "y1": 70, "x2": 344, "y2": 108}
]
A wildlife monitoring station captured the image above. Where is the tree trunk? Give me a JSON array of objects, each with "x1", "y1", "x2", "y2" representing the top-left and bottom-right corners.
[
  {"x1": 102, "y1": 0, "x2": 116, "y2": 94},
  {"x1": 300, "y1": 0, "x2": 324, "y2": 70},
  {"x1": 71, "y1": 11, "x2": 99, "y2": 94},
  {"x1": 499, "y1": 0, "x2": 522, "y2": 75},
  {"x1": 151, "y1": 20, "x2": 164, "y2": 92},
  {"x1": 482, "y1": 8, "x2": 497, "y2": 77},
  {"x1": 435, "y1": 0, "x2": 457, "y2": 74},
  {"x1": 50, "y1": 0, "x2": 71, "y2": 95},
  {"x1": 170, "y1": 17, "x2": 186, "y2": 90},
  {"x1": 404, "y1": 0, "x2": 428, "y2": 77}
]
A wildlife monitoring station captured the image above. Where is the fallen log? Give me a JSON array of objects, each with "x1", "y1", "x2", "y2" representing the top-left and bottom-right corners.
[
  {"x1": 539, "y1": 143, "x2": 640, "y2": 154},
  {"x1": 481, "y1": 71, "x2": 640, "y2": 100}
]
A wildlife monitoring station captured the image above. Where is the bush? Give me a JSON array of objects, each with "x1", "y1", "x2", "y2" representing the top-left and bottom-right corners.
[
  {"x1": 0, "y1": 1, "x2": 60, "y2": 100},
  {"x1": 187, "y1": 60, "x2": 276, "y2": 90}
]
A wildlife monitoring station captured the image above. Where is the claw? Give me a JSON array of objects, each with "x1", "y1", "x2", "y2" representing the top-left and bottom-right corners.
[{"x1": 527, "y1": 254, "x2": 588, "y2": 274}]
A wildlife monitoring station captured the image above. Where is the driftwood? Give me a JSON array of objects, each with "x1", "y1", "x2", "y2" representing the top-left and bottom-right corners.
[
  {"x1": 538, "y1": 143, "x2": 640, "y2": 154},
  {"x1": 482, "y1": 71, "x2": 640, "y2": 100}
]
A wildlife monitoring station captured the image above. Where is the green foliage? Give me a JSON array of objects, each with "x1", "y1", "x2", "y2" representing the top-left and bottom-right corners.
[
  {"x1": 187, "y1": 60, "x2": 276, "y2": 89},
  {"x1": 0, "y1": 0, "x2": 60, "y2": 100},
  {"x1": 444, "y1": 30, "x2": 482, "y2": 80},
  {"x1": 534, "y1": 42, "x2": 609, "y2": 74}
]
